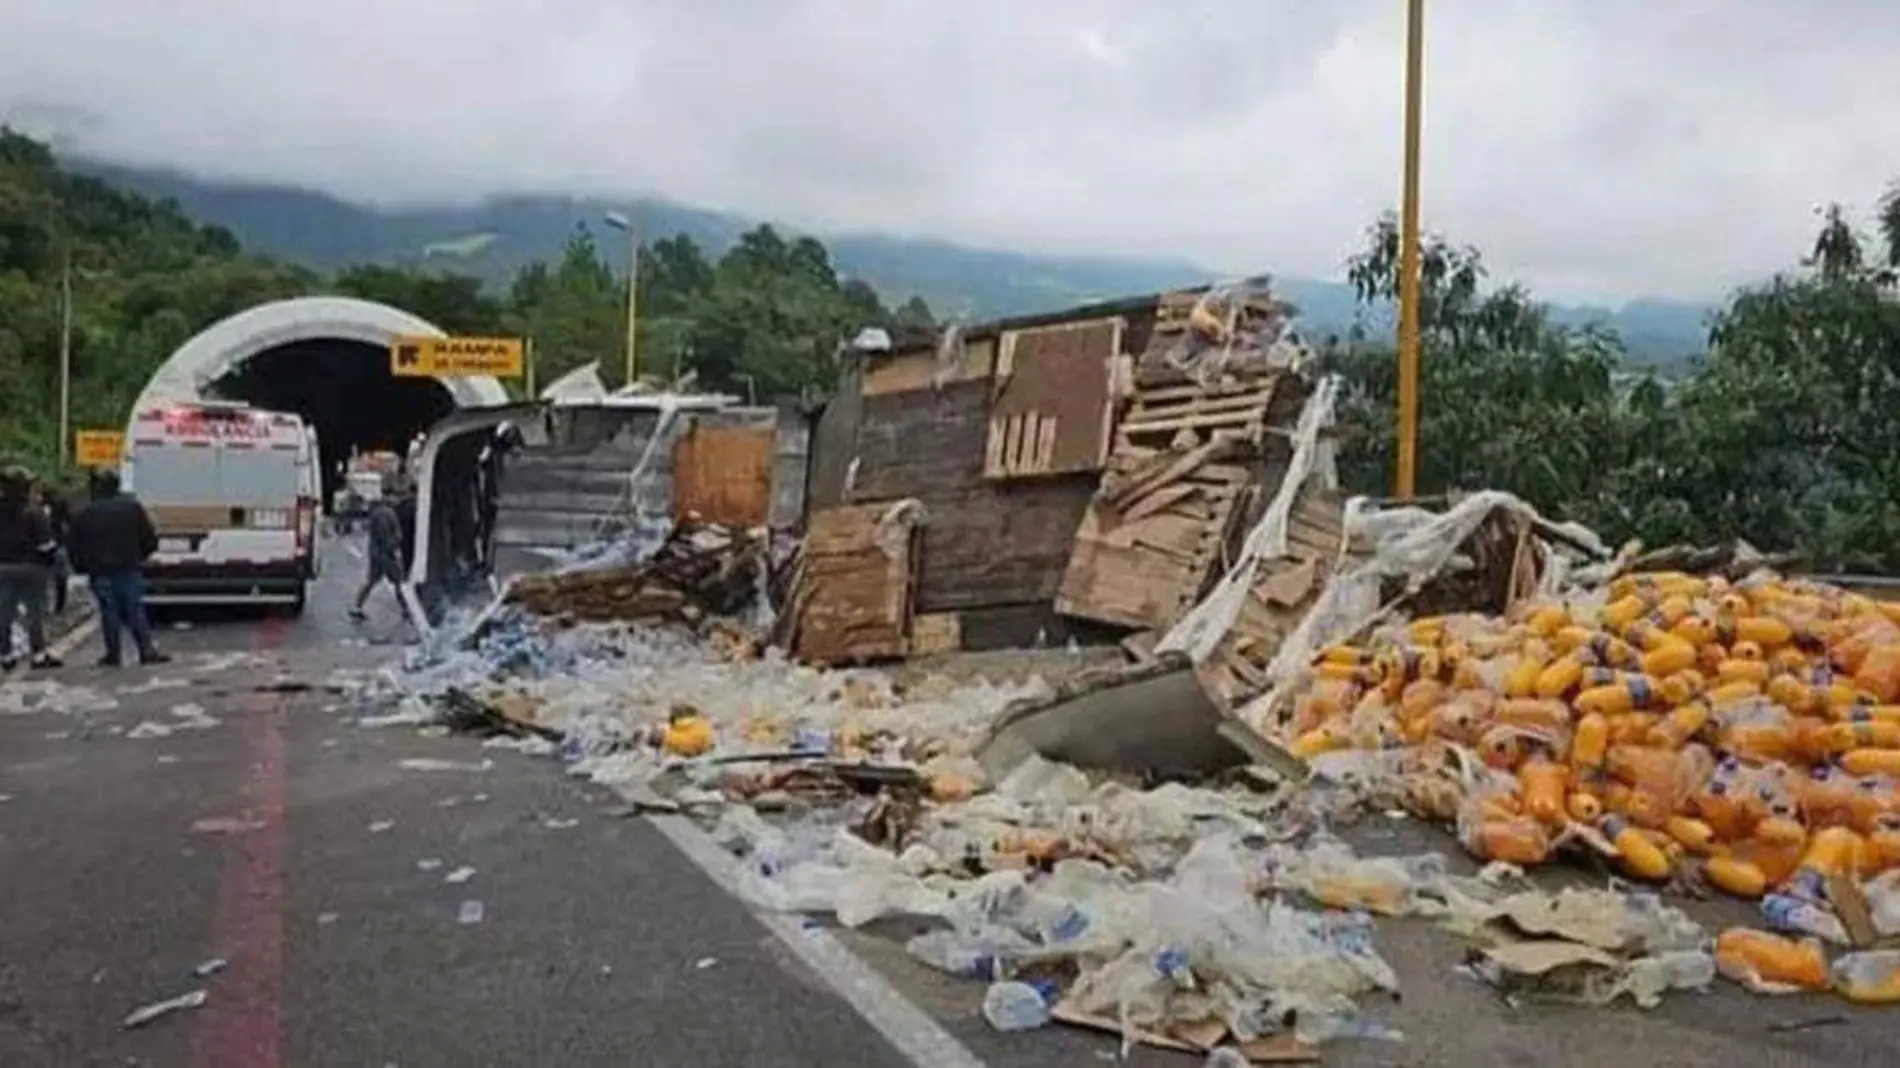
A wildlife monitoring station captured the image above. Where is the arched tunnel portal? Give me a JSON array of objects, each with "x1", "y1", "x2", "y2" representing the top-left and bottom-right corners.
[{"x1": 127, "y1": 297, "x2": 509, "y2": 507}]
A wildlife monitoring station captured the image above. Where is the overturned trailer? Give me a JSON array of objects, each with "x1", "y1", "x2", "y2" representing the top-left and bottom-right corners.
[{"x1": 407, "y1": 383, "x2": 811, "y2": 615}]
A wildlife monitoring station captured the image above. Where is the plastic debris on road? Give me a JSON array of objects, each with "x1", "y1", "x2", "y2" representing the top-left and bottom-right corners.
[
  {"x1": 457, "y1": 899, "x2": 485, "y2": 925},
  {"x1": 337, "y1": 494, "x2": 1900, "y2": 1057},
  {"x1": 123, "y1": 989, "x2": 207, "y2": 1029}
]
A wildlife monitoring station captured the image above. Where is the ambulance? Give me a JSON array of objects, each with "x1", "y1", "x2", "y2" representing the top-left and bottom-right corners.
[{"x1": 123, "y1": 401, "x2": 321, "y2": 613}]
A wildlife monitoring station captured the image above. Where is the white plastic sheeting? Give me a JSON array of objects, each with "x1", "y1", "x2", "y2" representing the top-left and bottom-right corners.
[
  {"x1": 1158, "y1": 375, "x2": 1342, "y2": 664},
  {"x1": 1237, "y1": 490, "x2": 1609, "y2": 734}
]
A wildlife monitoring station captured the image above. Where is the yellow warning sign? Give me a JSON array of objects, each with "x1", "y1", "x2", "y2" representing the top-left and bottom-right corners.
[
  {"x1": 389, "y1": 336, "x2": 524, "y2": 378},
  {"x1": 74, "y1": 430, "x2": 124, "y2": 468}
]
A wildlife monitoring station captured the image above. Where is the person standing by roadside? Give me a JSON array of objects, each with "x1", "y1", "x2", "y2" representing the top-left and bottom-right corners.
[
  {"x1": 0, "y1": 466, "x2": 61, "y2": 670},
  {"x1": 350, "y1": 474, "x2": 413, "y2": 624},
  {"x1": 42, "y1": 482, "x2": 72, "y2": 616},
  {"x1": 69, "y1": 468, "x2": 170, "y2": 667}
]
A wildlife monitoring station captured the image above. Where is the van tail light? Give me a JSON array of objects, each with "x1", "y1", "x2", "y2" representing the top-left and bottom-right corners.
[{"x1": 295, "y1": 500, "x2": 315, "y2": 555}]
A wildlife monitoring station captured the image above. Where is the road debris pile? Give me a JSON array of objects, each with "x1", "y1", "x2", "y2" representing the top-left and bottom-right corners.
[
  {"x1": 505, "y1": 520, "x2": 765, "y2": 627},
  {"x1": 1254, "y1": 536, "x2": 1900, "y2": 1004}
]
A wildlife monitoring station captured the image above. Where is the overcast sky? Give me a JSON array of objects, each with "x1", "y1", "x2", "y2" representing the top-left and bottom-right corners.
[{"x1": 4, "y1": 0, "x2": 1899, "y2": 304}]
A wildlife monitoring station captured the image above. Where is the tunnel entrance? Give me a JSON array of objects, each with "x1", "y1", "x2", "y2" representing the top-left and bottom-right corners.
[{"x1": 206, "y1": 338, "x2": 457, "y2": 507}]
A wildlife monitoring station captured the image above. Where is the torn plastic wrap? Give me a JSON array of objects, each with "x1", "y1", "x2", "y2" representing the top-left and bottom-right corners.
[
  {"x1": 1237, "y1": 491, "x2": 1610, "y2": 736},
  {"x1": 932, "y1": 321, "x2": 969, "y2": 391},
  {"x1": 1154, "y1": 278, "x2": 1315, "y2": 390},
  {"x1": 1158, "y1": 375, "x2": 1342, "y2": 665}
]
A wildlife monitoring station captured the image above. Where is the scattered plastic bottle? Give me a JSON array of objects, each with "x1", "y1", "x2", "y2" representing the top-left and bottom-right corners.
[
  {"x1": 1203, "y1": 1049, "x2": 1251, "y2": 1068},
  {"x1": 1616, "y1": 949, "x2": 1715, "y2": 1007},
  {"x1": 1831, "y1": 949, "x2": 1900, "y2": 1003},
  {"x1": 905, "y1": 930, "x2": 1003, "y2": 980},
  {"x1": 1293, "y1": 1013, "x2": 1405, "y2": 1045},
  {"x1": 1760, "y1": 892, "x2": 1849, "y2": 945},
  {"x1": 980, "y1": 980, "x2": 1049, "y2": 1032},
  {"x1": 1714, "y1": 928, "x2": 1828, "y2": 992}
]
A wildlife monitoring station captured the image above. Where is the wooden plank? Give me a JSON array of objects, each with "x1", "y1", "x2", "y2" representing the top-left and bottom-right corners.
[
  {"x1": 1121, "y1": 409, "x2": 1267, "y2": 437},
  {"x1": 1103, "y1": 441, "x2": 1221, "y2": 508},
  {"x1": 982, "y1": 317, "x2": 1122, "y2": 480},
  {"x1": 672, "y1": 423, "x2": 777, "y2": 527},
  {"x1": 908, "y1": 612, "x2": 962, "y2": 656},
  {"x1": 1128, "y1": 389, "x2": 1281, "y2": 421},
  {"x1": 861, "y1": 337, "x2": 995, "y2": 396},
  {"x1": 1133, "y1": 379, "x2": 1276, "y2": 406},
  {"x1": 792, "y1": 502, "x2": 922, "y2": 665},
  {"x1": 1120, "y1": 483, "x2": 1199, "y2": 524}
]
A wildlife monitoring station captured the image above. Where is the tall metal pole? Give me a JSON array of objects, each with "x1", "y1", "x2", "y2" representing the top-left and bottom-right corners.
[
  {"x1": 623, "y1": 226, "x2": 641, "y2": 386},
  {"x1": 524, "y1": 335, "x2": 537, "y2": 399},
  {"x1": 1394, "y1": 0, "x2": 1426, "y2": 499},
  {"x1": 58, "y1": 249, "x2": 73, "y2": 471}
]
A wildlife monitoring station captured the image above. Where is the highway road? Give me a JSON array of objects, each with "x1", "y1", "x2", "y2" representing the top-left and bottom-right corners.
[{"x1": 3, "y1": 534, "x2": 1900, "y2": 1067}]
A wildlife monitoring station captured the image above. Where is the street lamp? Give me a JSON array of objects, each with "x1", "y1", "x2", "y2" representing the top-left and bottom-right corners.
[
  {"x1": 1394, "y1": 0, "x2": 1426, "y2": 499},
  {"x1": 603, "y1": 210, "x2": 640, "y2": 386}
]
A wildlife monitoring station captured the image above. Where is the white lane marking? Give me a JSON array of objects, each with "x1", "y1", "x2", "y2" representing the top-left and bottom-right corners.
[
  {"x1": 645, "y1": 813, "x2": 989, "y2": 1068},
  {"x1": 0, "y1": 616, "x2": 100, "y2": 685}
]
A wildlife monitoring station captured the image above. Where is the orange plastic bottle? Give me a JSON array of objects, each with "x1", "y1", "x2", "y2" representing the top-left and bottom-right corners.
[
  {"x1": 1608, "y1": 712, "x2": 1661, "y2": 745},
  {"x1": 1857, "y1": 644, "x2": 1900, "y2": 704},
  {"x1": 1736, "y1": 615, "x2": 1795, "y2": 649},
  {"x1": 1476, "y1": 725, "x2": 1524, "y2": 770},
  {"x1": 1704, "y1": 855, "x2": 1768, "y2": 898},
  {"x1": 1842, "y1": 748, "x2": 1900, "y2": 779},
  {"x1": 1648, "y1": 701, "x2": 1712, "y2": 749},
  {"x1": 1765, "y1": 674, "x2": 1818, "y2": 716},
  {"x1": 1602, "y1": 814, "x2": 1673, "y2": 880},
  {"x1": 1575, "y1": 679, "x2": 1655, "y2": 717},
  {"x1": 1571, "y1": 713, "x2": 1611, "y2": 772},
  {"x1": 1534, "y1": 656, "x2": 1586, "y2": 699},
  {"x1": 1729, "y1": 640, "x2": 1767, "y2": 663},
  {"x1": 1715, "y1": 928, "x2": 1829, "y2": 991},
  {"x1": 1666, "y1": 815, "x2": 1718, "y2": 854},
  {"x1": 1601, "y1": 593, "x2": 1649, "y2": 630},
  {"x1": 1502, "y1": 655, "x2": 1544, "y2": 698},
  {"x1": 1518, "y1": 756, "x2": 1568, "y2": 825},
  {"x1": 1467, "y1": 815, "x2": 1552, "y2": 865},
  {"x1": 1718, "y1": 658, "x2": 1771, "y2": 686},
  {"x1": 1493, "y1": 697, "x2": 1569, "y2": 734},
  {"x1": 1566, "y1": 788, "x2": 1604, "y2": 822},
  {"x1": 1640, "y1": 637, "x2": 1698, "y2": 678}
]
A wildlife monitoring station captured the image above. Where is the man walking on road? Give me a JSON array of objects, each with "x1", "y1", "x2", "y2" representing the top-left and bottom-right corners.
[
  {"x1": 0, "y1": 466, "x2": 61, "y2": 671},
  {"x1": 69, "y1": 469, "x2": 170, "y2": 668},
  {"x1": 350, "y1": 475, "x2": 412, "y2": 624}
]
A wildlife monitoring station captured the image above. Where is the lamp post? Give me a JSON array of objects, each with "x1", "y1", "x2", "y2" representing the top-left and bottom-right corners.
[
  {"x1": 1394, "y1": 0, "x2": 1426, "y2": 499},
  {"x1": 603, "y1": 210, "x2": 640, "y2": 386},
  {"x1": 57, "y1": 248, "x2": 73, "y2": 471}
]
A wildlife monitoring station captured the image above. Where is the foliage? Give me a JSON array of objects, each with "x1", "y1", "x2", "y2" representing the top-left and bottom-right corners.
[
  {"x1": 1329, "y1": 206, "x2": 1900, "y2": 573},
  {"x1": 0, "y1": 129, "x2": 933, "y2": 475}
]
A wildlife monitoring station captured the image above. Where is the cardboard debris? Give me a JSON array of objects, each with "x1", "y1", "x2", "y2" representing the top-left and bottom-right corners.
[
  {"x1": 786, "y1": 500, "x2": 924, "y2": 665},
  {"x1": 1049, "y1": 1000, "x2": 1320, "y2": 1064},
  {"x1": 507, "y1": 521, "x2": 764, "y2": 625}
]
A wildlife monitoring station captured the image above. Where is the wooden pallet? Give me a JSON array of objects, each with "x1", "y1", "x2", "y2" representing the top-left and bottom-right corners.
[{"x1": 1114, "y1": 375, "x2": 1280, "y2": 450}]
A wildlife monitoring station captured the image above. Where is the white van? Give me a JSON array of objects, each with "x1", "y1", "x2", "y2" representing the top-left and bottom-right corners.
[{"x1": 123, "y1": 402, "x2": 320, "y2": 613}]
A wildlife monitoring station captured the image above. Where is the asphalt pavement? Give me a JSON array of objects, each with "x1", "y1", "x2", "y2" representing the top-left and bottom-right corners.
[{"x1": 4, "y1": 534, "x2": 1900, "y2": 1067}]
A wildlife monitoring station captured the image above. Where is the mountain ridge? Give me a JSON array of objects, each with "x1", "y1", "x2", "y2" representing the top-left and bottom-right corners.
[{"x1": 77, "y1": 160, "x2": 1712, "y2": 362}]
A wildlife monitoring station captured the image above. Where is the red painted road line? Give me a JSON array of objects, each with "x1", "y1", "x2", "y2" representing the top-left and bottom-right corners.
[{"x1": 190, "y1": 616, "x2": 292, "y2": 1068}]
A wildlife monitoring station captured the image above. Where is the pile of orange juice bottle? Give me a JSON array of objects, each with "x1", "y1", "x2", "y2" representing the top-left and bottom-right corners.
[{"x1": 1286, "y1": 570, "x2": 1900, "y2": 896}]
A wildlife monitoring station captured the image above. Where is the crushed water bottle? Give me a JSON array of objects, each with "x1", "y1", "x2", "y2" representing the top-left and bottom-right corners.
[
  {"x1": 1203, "y1": 1049, "x2": 1251, "y2": 1068},
  {"x1": 980, "y1": 980, "x2": 1049, "y2": 1032},
  {"x1": 1761, "y1": 892, "x2": 1849, "y2": 945},
  {"x1": 905, "y1": 930, "x2": 1004, "y2": 980}
]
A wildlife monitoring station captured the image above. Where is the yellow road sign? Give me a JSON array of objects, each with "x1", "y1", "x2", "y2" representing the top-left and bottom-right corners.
[
  {"x1": 390, "y1": 336, "x2": 524, "y2": 378},
  {"x1": 75, "y1": 430, "x2": 124, "y2": 468}
]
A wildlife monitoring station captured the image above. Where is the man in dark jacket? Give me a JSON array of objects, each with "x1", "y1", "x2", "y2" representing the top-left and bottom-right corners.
[
  {"x1": 350, "y1": 476, "x2": 412, "y2": 623},
  {"x1": 69, "y1": 469, "x2": 169, "y2": 667},
  {"x1": 0, "y1": 465, "x2": 61, "y2": 670},
  {"x1": 43, "y1": 483, "x2": 72, "y2": 615}
]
